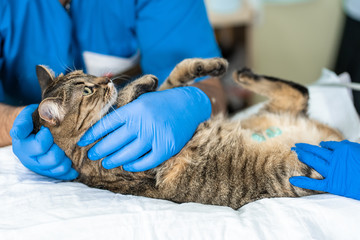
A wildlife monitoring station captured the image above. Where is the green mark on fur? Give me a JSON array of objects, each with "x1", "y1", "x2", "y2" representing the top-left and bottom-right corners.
[
  {"x1": 251, "y1": 133, "x2": 266, "y2": 142},
  {"x1": 265, "y1": 126, "x2": 282, "y2": 138},
  {"x1": 252, "y1": 127, "x2": 282, "y2": 142}
]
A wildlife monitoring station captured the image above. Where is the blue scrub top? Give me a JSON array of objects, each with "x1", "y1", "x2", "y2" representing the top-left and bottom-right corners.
[{"x1": 0, "y1": 0, "x2": 220, "y2": 105}]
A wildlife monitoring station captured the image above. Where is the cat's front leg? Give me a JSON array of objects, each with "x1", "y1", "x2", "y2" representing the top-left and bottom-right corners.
[
  {"x1": 159, "y1": 58, "x2": 228, "y2": 91},
  {"x1": 116, "y1": 74, "x2": 158, "y2": 107}
]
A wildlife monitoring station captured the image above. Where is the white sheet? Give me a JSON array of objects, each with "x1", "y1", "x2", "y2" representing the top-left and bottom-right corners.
[{"x1": 1, "y1": 69, "x2": 360, "y2": 240}]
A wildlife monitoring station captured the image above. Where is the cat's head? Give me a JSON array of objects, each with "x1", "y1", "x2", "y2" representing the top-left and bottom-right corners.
[{"x1": 35, "y1": 65, "x2": 117, "y2": 134}]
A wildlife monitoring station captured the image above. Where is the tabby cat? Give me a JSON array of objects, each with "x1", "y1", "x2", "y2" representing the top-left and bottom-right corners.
[{"x1": 32, "y1": 58, "x2": 343, "y2": 209}]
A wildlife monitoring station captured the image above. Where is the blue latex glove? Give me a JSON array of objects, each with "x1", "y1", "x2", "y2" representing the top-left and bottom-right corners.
[
  {"x1": 78, "y1": 86, "x2": 211, "y2": 172},
  {"x1": 10, "y1": 105, "x2": 78, "y2": 180},
  {"x1": 290, "y1": 140, "x2": 360, "y2": 200}
]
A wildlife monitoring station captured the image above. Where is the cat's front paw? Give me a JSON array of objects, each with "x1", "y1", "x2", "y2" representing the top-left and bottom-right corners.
[
  {"x1": 190, "y1": 58, "x2": 228, "y2": 78},
  {"x1": 117, "y1": 74, "x2": 158, "y2": 107},
  {"x1": 132, "y1": 74, "x2": 158, "y2": 92},
  {"x1": 159, "y1": 57, "x2": 228, "y2": 91}
]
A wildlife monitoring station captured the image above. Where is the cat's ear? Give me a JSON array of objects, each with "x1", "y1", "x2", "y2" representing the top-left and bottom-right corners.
[
  {"x1": 36, "y1": 65, "x2": 55, "y2": 92},
  {"x1": 38, "y1": 98, "x2": 65, "y2": 126}
]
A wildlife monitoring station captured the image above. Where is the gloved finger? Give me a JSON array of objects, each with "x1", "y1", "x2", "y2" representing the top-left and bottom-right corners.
[
  {"x1": 123, "y1": 150, "x2": 164, "y2": 172},
  {"x1": 16, "y1": 127, "x2": 54, "y2": 157},
  {"x1": 35, "y1": 144, "x2": 65, "y2": 170},
  {"x1": 78, "y1": 108, "x2": 127, "y2": 146},
  {"x1": 320, "y1": 141, "x2": 343, "y2": 151},
  {"x1": 289, "y1": 176, "x2": 326, "y2": 192},
  {"x1": 88, "y1": 125, "x2": 137, "y2": 160},
  {"x1": 295, "y1": 143, "x2": 332, "y2": 161},
  {"x1": 12, "y1": 140, "x2": 39, "y2": 169},
  {"x1": 53, "y1": 168, "x2": 79, "y2": 180},
  {"x1": 10, "y1": 104, "x2": 38, "y2": 140},
  {"x1": 42, "y1": 155, "x2": 73, "y2": 177},
  {"x1": 102, "y1": 139, "x2": 152, "y2": 169},
  {"x1": 292, "y1": 147, "x2": 329, "y2": 177}
]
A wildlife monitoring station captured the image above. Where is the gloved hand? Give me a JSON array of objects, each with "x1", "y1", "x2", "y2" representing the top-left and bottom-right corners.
[
  {"x1": 78, "y1": 86, "x2": 211, "y2": 172},
  {"x1": 290, "y1": 140, "x2": 360, "y2": 200},
  {"x1": 10, "y1": 104, "x2": 78, "y2": 180}
]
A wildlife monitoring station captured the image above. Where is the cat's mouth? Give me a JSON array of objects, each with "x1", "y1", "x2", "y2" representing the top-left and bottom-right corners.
[{"x1": 100, "y1": 82, "x2": 118, "y2": 118}]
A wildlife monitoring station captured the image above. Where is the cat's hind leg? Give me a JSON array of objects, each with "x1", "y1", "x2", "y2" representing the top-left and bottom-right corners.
[
  {"x1": 159, "y1": 58, "x2": 228, "y2": 91},
  {"x1": 116, "y1": 74, "x2": 158, "y2": 107},
  {"x1": 233, "y1": 68, "x2": 309, "y2": 116}
]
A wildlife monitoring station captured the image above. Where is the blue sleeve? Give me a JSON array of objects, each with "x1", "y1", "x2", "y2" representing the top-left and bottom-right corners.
[
  {"x1": 0, "y1": 34, "x2": 4, "y2": 102},
  {"x1": 0, "y1": 0, "x2": 74, "y2": 105},
  {"x1": 0, "y1": 53, "x2": 4, "y2": 102},
  {"x1": 135, "y1": 0, "x2": 221, "y2": 83},
  {"x1": 0, "y1": 1, "x2": 8, "y2": 102}
]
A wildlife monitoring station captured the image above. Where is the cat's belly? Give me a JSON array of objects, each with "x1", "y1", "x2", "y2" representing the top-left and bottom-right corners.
[
  {"x1": 155, "y1": 113, "x2": 343, "y2": 208},
  {"x1": 240, "y1": 113, "x2": 343, "y2": 147}
]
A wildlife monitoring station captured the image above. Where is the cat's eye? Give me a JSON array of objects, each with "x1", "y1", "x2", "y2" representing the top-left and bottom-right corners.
[{"x1": 83, "y1": 86, "x2": 94, "y2": 96}]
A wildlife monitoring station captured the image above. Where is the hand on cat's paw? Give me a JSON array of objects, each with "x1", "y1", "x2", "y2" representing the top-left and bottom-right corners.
[
  {"x1": 11, "y1": 105, "x2": 78, "y2": 180},
  {"x1": 290, "y1": 140, "x2": 360, "y2": 200},
  {"x1": 78, "y1": 86, "x2": 211, "y2": 172}
]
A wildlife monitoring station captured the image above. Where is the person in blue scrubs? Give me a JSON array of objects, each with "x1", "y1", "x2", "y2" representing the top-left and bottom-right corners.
[{"x1": 1, "y1": 0, "x2": 226, "y2": 180}]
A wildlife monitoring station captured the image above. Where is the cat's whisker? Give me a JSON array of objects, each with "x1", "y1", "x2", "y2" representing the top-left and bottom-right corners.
[
  {"x1": 111, "y1": 74, "x2": 130, "y2": 80},
  {"x1": 56, "y1": 55, "x2": 74, "y2": 73},
  {"x1": 110, "y1": 105, "x2": 116, "y2": 112},
  {"x1": 105, "y1": 106, "x2": 123, "y2": 133},
  {"x1": 95, "y1": 104, "x2": 122, "y2": 136},
  {"x1": 71, "y1": 60, "x2": 77, "y2": 72},
  {"x1": 66, "y1": 66, "x2": 73, "y2": 73},
  {"x1": 98, "y1": 116, "x2": 113, "y2": 135}
]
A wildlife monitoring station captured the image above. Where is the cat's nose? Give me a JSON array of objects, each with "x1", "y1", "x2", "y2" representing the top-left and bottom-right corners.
[{"x1": 95, "y1": 77, "x2": 110, "y2": 85}]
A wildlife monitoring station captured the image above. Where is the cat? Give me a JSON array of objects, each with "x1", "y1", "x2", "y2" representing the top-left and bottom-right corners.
[{"x1": 32, "y1": 58, "x2": 343, "y2": 209}]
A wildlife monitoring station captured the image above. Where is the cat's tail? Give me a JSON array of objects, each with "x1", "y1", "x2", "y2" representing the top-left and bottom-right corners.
[{"x1": 233, "y1": 68, "x2": 309, "y2": 116}]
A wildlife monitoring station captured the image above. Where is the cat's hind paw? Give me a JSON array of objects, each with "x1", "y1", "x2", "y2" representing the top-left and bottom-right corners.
[{"x1": 232, "y1": 67, "x2": 260, "y2": 86}]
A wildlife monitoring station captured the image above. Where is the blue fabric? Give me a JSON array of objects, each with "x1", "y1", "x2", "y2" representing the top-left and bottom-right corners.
[
  {"x1": 0, "y1": 0, "x2": 220, "y2": 105},
  {"x1": 70, "y1": 0, "x2": 137, "y2": 71},
  {"x1": 0, "y1": 18, "x2": 4, "y2": 102},
  {"x1": 134, "y1": 0, "x2": 221, "y2": 82},
  {"x1": 0, "y1": 0, "x2": 74, "y2": 105},
  {"x1": 70, "y1": 0, "x2": 220, "y2": 82}
]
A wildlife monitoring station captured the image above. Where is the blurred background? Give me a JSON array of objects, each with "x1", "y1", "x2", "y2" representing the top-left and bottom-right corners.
[{"x1": 203, "y1": 0, "x2": 347, "y2": 113}]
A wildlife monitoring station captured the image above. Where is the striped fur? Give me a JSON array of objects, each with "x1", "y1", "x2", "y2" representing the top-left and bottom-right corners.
[{"x1": 33, "y1": 58, "x2": 343, "y2": 209}]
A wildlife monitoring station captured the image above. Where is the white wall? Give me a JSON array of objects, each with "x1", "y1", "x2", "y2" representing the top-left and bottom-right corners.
[{"x1": 251, "y1": 0, "x2": 344, "y2": 85}]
